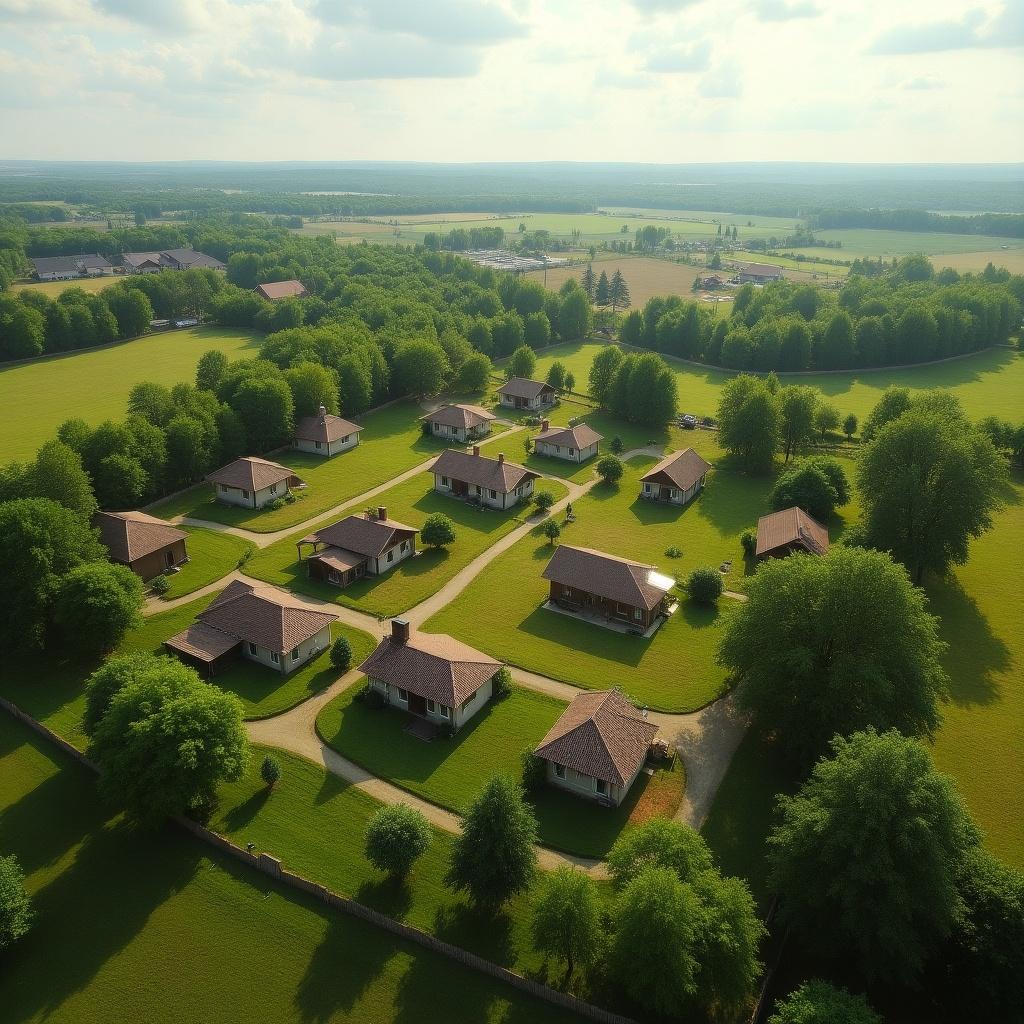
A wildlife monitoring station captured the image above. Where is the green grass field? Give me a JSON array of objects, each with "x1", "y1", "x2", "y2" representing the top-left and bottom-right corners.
[
  {"x1": 797, "y1": 227, "x2": 1024, "y2": 260},
  {"x1": 12, "y1": 276, "x2": 123, "y2": 299},
  {"x1": 0, "y1": 715, "x2": 582, "y2": 1024},
  {"x1": 158, "y1": 526, "x2": 254, "y2": 600},
  {"x1": 0, "y1": 327, "x2": 262, "y2": 463},
  {"x1": 244, "y1": 467, "x2": 567, "y2": 617}
]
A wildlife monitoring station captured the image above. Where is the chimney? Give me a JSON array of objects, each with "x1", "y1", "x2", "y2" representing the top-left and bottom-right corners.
[
  {"x1": 498, "y1": 452, "x2": 505, "y2": 464},
  {"x1": 318, "y1": 404, "x2": 327, "y2": 418},
  {"x1": 472, "y1": 445, "x2": 480, "y2": 457},
  {"x1": 377, "y1": 506, "x2": 387, "y2": 522},
  {"x1": 541, "y1": 419, "x2": 549, "y2": 432},
  {"x1": 391, "y1": 618, "x2": 410, "y2": 645}
]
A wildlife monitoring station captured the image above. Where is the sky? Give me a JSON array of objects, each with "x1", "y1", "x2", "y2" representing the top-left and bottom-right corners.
[{"x1": 0, "y1": 0, "x2": 1021, "y2": 164}]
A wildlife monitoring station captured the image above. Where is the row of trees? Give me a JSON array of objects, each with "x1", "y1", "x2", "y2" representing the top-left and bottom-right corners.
[
  {"x1": 579, "y1": 265, "x2": 631, "y2": 312},
  {"x1": 422, "y1": 226, "x2": 505, "y2": 251}
]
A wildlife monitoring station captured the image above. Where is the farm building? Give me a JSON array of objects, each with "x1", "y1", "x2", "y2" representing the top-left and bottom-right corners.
[
  {"x1": 497, "y1": 377, "x2": 557, "y2": 411},
  {"x1": 360, "y1": 618, "x2": 503, "y2": 733},
  {"x1": 120, "y1": 249, "x2": 226, "y2": 273},
  {"x1": 533, "y1": 420, "x2": 602, "y2": 463},
  {"x1": 542, "y1": 544, "x2": 675, "y2": 634},
  {"x1": 432, "y1": 447, "x2": 538, "y2": 509},
  {"x1": 756, "y1": 506, "x2": 829, "y2": 559},
  {"x1": 255, "y1": 280, "x2": 308, "y2": 300},
  {"x1": 297, "y1": 507, "x2": 418, "y2": 588},
  {"x1": 293, "y1": 407, "x2": 362, "y2": 456},
  {"x1": 420, "y1": 404, "x2": 496, "y2": 444},
  {"x1": 93, "y1": 510, "x2": 188, "y2": 580},
  {"x1": 734, "y1": 262, "x2": 784, "y2": 284},
  {"x1": 639, "y1": 449, "x2": 712, "y2": 506},
  {"x1": 534, "y1": 688, "x2": 658, "y2": 806},
  {"x1": 206, "y1": 456, "x2": 304, "y2": 509},
  {"x1": 30, "y1": 254, "x2": 113, "y2": 281},
  {"x1": 164, "y1": 580, "x2": 336, "y2": 676}
]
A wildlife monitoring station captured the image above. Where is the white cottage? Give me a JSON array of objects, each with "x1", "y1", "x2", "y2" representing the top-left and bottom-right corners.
[
  {"x1": 293, "y1": 407, "x2": 363, "y2": 457},
  {"x1": 206, "y1": 457, "x2": 303, "y2": 509},
  {"x1": 533, "y1": 420, "x2": 603, "y2": 463},
  {"x1": 431, "y1": 447, "x2": 538, "y2": 510}
]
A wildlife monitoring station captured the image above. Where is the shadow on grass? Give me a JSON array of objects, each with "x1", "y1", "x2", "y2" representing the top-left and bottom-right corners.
[
  {"x1": 314, "y1": 767, "x2": 354, "y2": 807},
  {"x1": 354, "y1": 873, "x2": 414, "y2": 921},
  {"x1": 219, "y1": 785, "x2": 271, "y2": 832},
  {"x1": 431, "y1": 901, "x2": 515, "y2": 968}
]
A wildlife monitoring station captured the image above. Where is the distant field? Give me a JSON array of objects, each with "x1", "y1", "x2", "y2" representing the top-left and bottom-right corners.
[
  {"x1": 527, "y1": 257, "x2": 705, "y2": 306},
  {"x1": 789, "y1": 228, "x2": 1024, "y2": 261},
  {"x1": 0, "y1": 327, "x2": 262, "y2": 462},
  {"x1": 929, "y1": 248, "x2": 1024, "y2": 274},
  {"x1": 12, "y1": 276, "x2": 123, "y2": 298}
]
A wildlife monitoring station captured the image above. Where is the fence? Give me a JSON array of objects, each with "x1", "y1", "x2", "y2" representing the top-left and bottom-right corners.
[{"x1": 0, "y1": 697, "x2": 636, "y2": 1024}]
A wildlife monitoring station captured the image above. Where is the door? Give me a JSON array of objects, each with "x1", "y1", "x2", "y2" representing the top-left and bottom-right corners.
[
  {"x1": 408, "y1": 692, "x2": 427, "y2": 715},
  {"x1": 165, "y1": 549, "x2": 175, "y2": 568},
  {"x1": 452, "y1": 479, "x2": 469, "y2": 497}
]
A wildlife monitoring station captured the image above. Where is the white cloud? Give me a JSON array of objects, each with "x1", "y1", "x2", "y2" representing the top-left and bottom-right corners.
[
  {"x1": 312, "y1": 0, "x2": 526, "y2": 44},
  {"x1": 645, "y1": 41, "x2": 711, "y2": 72},
  {"x1": 698, "y1": 61, "x2": 742, "y2": 98},
  {"x1": 868, "y1": 6, "x2": 1023, "y2": 55},
  {"x1": 629, "y1": 0, "x2": 704, "y2": 12},
  {"x1": 755, "y1": 0, "x2": 820, "y2": 22}
]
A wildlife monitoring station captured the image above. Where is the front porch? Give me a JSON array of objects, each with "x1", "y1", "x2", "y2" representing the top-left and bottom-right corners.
[{"x1": 541, "y1": 598, "x2": 676, "y2": 638}]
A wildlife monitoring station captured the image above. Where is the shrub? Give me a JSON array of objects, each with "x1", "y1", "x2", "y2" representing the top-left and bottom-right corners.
[
  {"x1": 665, "y1": 545, "x2": 683, "y2": 558},
  {"x1": 420, "y1": 512, "x2": 456, "y2": 548},
  {"x1": 609, "y1": 435, "x2": 624, "y2": 455},
  {"x1": 364, "y1": 686, "x2": 386, "y2": 710},
  {"x1": 267, "y1": 497, "x2": 286, "y2": 511},
  {"x1": 767, "y1": 980, "x2": 881, "y2": 1024},
  {"x1": 149, "y1": 574, "x2": 170, "y2": 595},
  {"x1": 0, "y1": 854, "x2": 34, "y2": 952},
  {"x1": 260, "y1": 754, "x2": 281, "y2": 788},
  {"x1": 533, "y1": 490, "x2": 554, "y2": 512},
  {"x1": 740, "y1": 528, "x2": 757, "y2": 557},
  {"x1": 330, "y1": 634, "x2": 352, "y2": 670},
  {"x1": 596, "y1": 454, "x2": 624, "y2": 484},
  {"x1": 364, "y1": 804, "x2": 431, "y2": 877},
  {"x1": 493, "y1": 665, "x2": 513, "y2": 698},
  {"x1": 686, "y1": 566, "x2": 723, "y2": 604},
  {"x1": 521, "y1": 749, "x2": 546, "y2": 793}
]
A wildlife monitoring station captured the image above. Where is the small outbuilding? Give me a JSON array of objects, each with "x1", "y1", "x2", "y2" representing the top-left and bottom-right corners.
[
  {"x1": 497, "y1": 377, "x2": 557, "y2": 411},
  {"x1": 639, "y1": 449, "x2": 712, "y2": 506},
  {"x1": 735, "y1": 262, "x2": 784, "y2": 285},
  {"x1": 94, "y1": 510, "x2": 188, "y2": 580},
  {"x1": 420, "y1": 404, "x2": 496, "y2": 444},
  {"x1": 293, "y1": 406, "x2": 362, "y2": 457},
  {"x1": 255, "y1": 280, "x2": 309, "y2": 300},
  {"x1": 30, "y1": 253, "x2": 113, "y2": 281},
  {"x1": 755, "y1": 506, "x2": 829, "y2": 559},
  {"x1": 432, "y1": 447, "x2": 538, "y2": 509},
  {"x1": 298, "y1": 507, "x2": 418, "y2": 587},
  {"x1": 206, "y1": 456, "x2": 304, "y2": 509},
  {"x1": 533, "y1": 420, "x2": 603, "y2": 463}
]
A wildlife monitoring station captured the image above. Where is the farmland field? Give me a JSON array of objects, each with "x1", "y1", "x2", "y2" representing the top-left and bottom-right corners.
[
  {"x1": 928, "y1": 248, "x2": 1024, "y2": 275},
  {"x1": 12, "y1": 276, "x2": 123, "y2": 298},
  {"x1": 787, "y1": 228, "x2": 1024, "y2": 262},
  {"x1": 0, "y1": 326, "x2": 262, "y2": 462}
]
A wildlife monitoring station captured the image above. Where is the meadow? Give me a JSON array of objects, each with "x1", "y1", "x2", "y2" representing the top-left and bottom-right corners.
[
  {"x1": 788, "y1": 228, "x2": 1024, "y2": 262},
  {"x1": 0, "y1": 326, "x2": 262, "y2": 462},
  {"x1": 12, "y1": 276, "x2": 123, "y2": 298}
]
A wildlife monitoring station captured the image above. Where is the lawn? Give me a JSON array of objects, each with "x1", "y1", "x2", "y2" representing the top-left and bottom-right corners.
[
  {"x1": 0, "y1": 327, "x2": 262, "y2": 463},
  {"x1": 243, "y1": 467, "x2": 567, "y2": 617},
  {"x1": 0, "y1": 715, "x2": 582, "y2": 1024},
  {"x1": 157, "y1": 526, "x2": 254, "y2": 600},
  {"x1": 12, "y1": 276, "x2": 123, "y2": 298}
]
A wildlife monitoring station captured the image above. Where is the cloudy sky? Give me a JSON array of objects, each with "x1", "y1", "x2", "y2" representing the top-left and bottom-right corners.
[{"x1": 0, "y1": 0, "x2": 1021, "y2": 163}]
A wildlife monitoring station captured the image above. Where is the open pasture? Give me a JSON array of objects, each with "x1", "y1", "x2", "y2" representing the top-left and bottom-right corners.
[
  {"x1": 12, "y1": 276, "x2": 123, "y2": 299},
  {"x1": 928, "y1": 248, "x2": 1024, "y2": 275},
  {"x1": 789, "y1": 227, "x2": 1024, "y2": 262}
]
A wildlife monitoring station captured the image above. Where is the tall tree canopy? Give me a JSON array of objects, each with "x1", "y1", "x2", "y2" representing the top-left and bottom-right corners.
[{"x1": 717, "y1": 374, "x2": 781, "y2": 472}]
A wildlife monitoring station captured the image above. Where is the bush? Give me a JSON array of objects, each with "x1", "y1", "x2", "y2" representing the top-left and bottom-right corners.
[
  {"x1": 767, "y1": 980, "x2": 881, "y2": 1024},
  {"x1": 364, "y1": 804, "x2": 431, "y2": 877},
  {"x1": 260, "y1": 754, "x2": 281, "y2": 788},
  {"x1": 609, "y1": 435, "x2": 624, "y2": 455},
  {"x1": 493, "y1": 665, "x2": 513, "y2": 698},
  {"x1": 740, "y1": 528, "x2": 757, "y2": 556},
  {"x1": 0, "y1": 854, "x2": 34, "y2": 952},
  {"x1": 596, "y1": 454, "x2": 624, "y2": 484},
  {"x1": 54, "y1": 561, "x2": 144, "y2": 655},
  {"x1": 330, "y1": 634, "x2": 352, "y2": 670},
  {"x1": 364, "y1": 686, "x2": 386, "y2": 710},
  {"x1": 149, "y1": 574, "x2": 170, "y2": 595},
  {"x1": 533, "y1": 490, "x2": 554, "y2": 512},
  {"x1": 521, "y1": 749, "x2": 546, "y2": 793},
  {"x1": 267, "y1": 497, "x2": 286, "y2": 511},
  {"x1": 687, "y1": 567, "x2": 723, "y2": 604},
  {"x1": 420, "y1": 512, "x2": 456, "y2": 548},
  {"x1": 665, "y1": 545, "x2": 682, "y2": 558}
]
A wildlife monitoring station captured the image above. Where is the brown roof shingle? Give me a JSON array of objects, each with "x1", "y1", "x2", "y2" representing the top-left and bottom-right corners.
[
  {"x1": 304, "y1": 513, "x2": 417, "y2": 558},
  {"x1": 294, "y1": 413, "x2": 363, "y2": 444},
  {"x1": 432, "y1": 448, "x2": 538, "y2": 494},
  {"x1": 755, "y1": 506, "x2": 830, "y2": 557},
  {"x1": 94, "y1": 510, "x2": 187, "y2": 564},
  {"x1": 542, "y1": 545, "x2": 673, "y2": 612},
  {"x1": 420, "y1": 404, "x2": 496, "y2": 430},
  {"x1": 497, "y1": 377, "x2": 555, "y2": 401},
  {"x1": 207, "y1": 457, "x2": 301, "y2": 491},
  {"x1": 640, "y1": 449, "x2": 712, "y2": 492},
  {"x1": 255, "y1": 280, "x2": 308, "y2": 300},
  {"x1": 535, "y1": 423, "x2": 603, "y2": 449},
  {"x1": 535, "y1": 689, "x2": 658, "y2": 787},
  {"x1": 163, "y1": 621, "x2": 242, "y2": 663}
]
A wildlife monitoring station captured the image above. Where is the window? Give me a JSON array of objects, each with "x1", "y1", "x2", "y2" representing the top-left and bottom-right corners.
[
  {"x1": 596, "y1": 779, "x2": 607, "y2": 796},
  {"x1": 475, "y1": 485, "x2": 482, "y2": 496},
  {"x1": 441, "y1": 476, "x2": 449, "y2": 487},
  {"x1": 248, "y1": 642, "x2": 258, "y2": 655},
  {"x1": 221, "y1": 484, "x2": 230, "y2": 493},
  {"x1": 291, "y1": 648, "x2": 299, "y2": 662},
  {"x1": 554, "y1": 445, "x2": 561, "y2": 454},
  {"x1": 270, "y1": 483, "x2": 278, "y2": 495},
  {"x1": 315, "y1": 441, "x2": 322, "y2": 450},
  {"x1": 439, "y1": 704, "x2": 450, "y2": 720},
  {"x1": 241, "y1": 489, "x2": 249, "y2": 499},
  {"x1": 634, "y1": 608, "x2": 643, "y2": 621},
  {"x1": 554, "y1": 763, "x2": 565, "y2": 779},
  {"x1": 270, "y1": 651, "x2": 280, "y2": 664},
  {"x1": 328, "y1": 570, "x2": 341, "y2": 584},
  {"x1": 489, "y1": 489, "x2": 497, "y2": 499},
  {"x1": 569, "y1": 448, "x2": 575, "y2": 456},
  {"x1": 563, "y1": 586, "x2": 572, "y2": 599},
  {"x1": 400, "y1": 540, "x2": 409, "y2": 552},
  {"x1": 386, "y1": 550, "x2": 394, "y2": 563},
  {"x1": 342, "y1": 435, "x2": 350, "y2": 443},
  {"x1": 397, "y1": 687, "x2": 409, "y2": 702},
  {"x1": 426, "y1": 699, "x2": 436, "y2": 713}
]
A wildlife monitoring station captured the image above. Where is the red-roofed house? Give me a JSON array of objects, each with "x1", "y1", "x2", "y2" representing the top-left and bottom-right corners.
[{"x1": 255, "y1": 280, "x2": 309, "y2": 301}]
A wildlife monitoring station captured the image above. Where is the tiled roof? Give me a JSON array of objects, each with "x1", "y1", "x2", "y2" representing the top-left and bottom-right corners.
[
  {"x1": 432, "y1": 448, "x2": 538, "y2": 494},
  {"x1": 420, "y1": 404, "x2": 496, "y2": 430},
  {"x1": 535, "y1": 689, "x2": 658, "y2": 787},
  {"x1": 121, "y1": 252, "x2": 163, "y2": 269},
  {"x1": 497, "y1": 377, "x2": 555, "y2": 400},
  {"x1": 94, "y1": 510, "x2": 186, "y2": 563},
  {"x1": 207, "y1": 457, "x2": 300, "y2": 491},
  {"x1": 163, "y1": 621, "x2": 241, "y2": 663},
  {"x1": 30, "y1": 253, "x2": 112, "y2": 274},
  {"x1": 755, "y1": 506, "x2": 830, "y2": 557},
  {"x1": 535, "y1": 423, "x2": 603, "y2": 449},
  {"x1": 735, "y1": 262, "x2": 783, "y2": 278},
  {"x1": 640, "y1": 449, "x2": 712, "y2": 491},
  {"x1": 255, "y1": 280, "x2": 307, "y2": 300},
  {"x1": 293, "y1": 413, "x2": 362, "y2": 444},
  {"x1": 304, "y1": 513, "x2": 417, "y2": 558},
  {"x1": 359, "y1": 631, "x2": 500, "y2": 706},
  {"x1": 542, "y1": 544, "x2": 672, "y2": 611},
  {"x1": 161, "y1": 248, "x2": 225, "y2": 270}
]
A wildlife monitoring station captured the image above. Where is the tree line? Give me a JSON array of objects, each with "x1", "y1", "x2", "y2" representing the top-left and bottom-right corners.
[{"x1": 807, "y1": 207, "x2": 1024, "y2": 240}]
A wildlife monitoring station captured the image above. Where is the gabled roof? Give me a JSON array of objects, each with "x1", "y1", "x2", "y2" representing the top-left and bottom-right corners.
[
  {"x1": 206, "y1": 457, "x2": 300, "y2": 491},
  {"x1": 304, "y1": 513, "x2": 418, "y2": 558},
  {"x1": 121, "y1": 252, "x2": 164, "y2": 269},
  {"x1": 255, "y1": 280, "x2": 308, "y2": 300},
  {"x1": 432, "y1": 448, "x2": 538, "y2": 494},
  {"x1": 420, "y1": 404, "x2": 496, "y2": 430},
  {"x1": 535, "y1": 423, "x2": 603, "y2": 449},
  {"x1": 94, "y1": 510, "x2": 187, "y2": 563},
  {"x1": 735, "y1": 262, "x2": 783, "y2": 279},
  {"x1": 497, "y1": 377, "x2": 555, "y2": 400},
  {"x1": 542, "y1": 544, "x2": 672, "y2": 612},
  {"x1": 30, "y1": 253, "x2": 112, "y2": 274},
  {"x1": 535, "y1": 689, "x2": 658, "y2": 787},
  {"x1": 294, "y1": 412, "x2": 362, "y2": 444},
  {"x1": 161, "y1": 248, "x2": 226, "y2": 270},
  {"x1": 359, "y1": 631, "x2": 501, "y2": 705},
  {"x1": 755, "y1": 506, "x2": 830, "y2": 557},
  {"x1": 640, "y1": 449, "x2": 712, "y2": 491}
]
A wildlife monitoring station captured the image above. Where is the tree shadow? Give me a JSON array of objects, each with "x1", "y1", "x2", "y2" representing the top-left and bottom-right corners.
[
  {"x1": 219, "y1": 786, "x2": 271, "y2": 832},
  {"x1": 314, "y1": 768, "x2": 354, "y2": 807},
  {"x1": 353, "y1": 873, "x2": 414, "y2": 921},
  {"x1": 431, "y1": 901, "x2": 516, "y2": 967}
]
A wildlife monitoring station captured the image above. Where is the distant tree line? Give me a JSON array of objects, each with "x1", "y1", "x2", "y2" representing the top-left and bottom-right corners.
[
  {"x1": 422, "y1": 226, "x2": 505, "y2": 251},
  {"x1": 807, "y1": 207, "x2": 1024, "y2": 239}
]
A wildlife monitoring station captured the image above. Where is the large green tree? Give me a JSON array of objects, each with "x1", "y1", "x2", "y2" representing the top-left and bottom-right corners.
[
  {"x1": 777, "y1": 385, "x2": 818, "y2": 462},
  {"x1": 588, "y1": 345, "x2": 624, "y2": 407},
  {"x1": 232, "y1": 375, "x2": 295, "y2": 453},
  {"x1": 394, "y1": 339, "x2": 451, "y2": 397},
  {"x1": 720, "y1": 546, "x2": 946, "y2": 764},
  {"x1": 767, "y1": 980, "x2": 881, "y2": 1024},
  {"x1": 769, "y1": 462, "x2": 840, "y2": 521},
  {"x1": 28, "y1": 438, "x2": 97, "y2": 516},
  {"x1": 506, "y1": 344, "x2": 537, "y2": 381},
  {"x1": 284, "y1": 361, "x2": 340, "y2": 417},
  {"x1": 0, "y1": 854, "x2": 34, "y2": 952},
  {"x1": 717, "y1": 374, "x2": 780, "y2": 472},
  {"x1": 558, "y1": 288, "x2": 592, "y2": 340},
  {"x1": 530, "y1": 866, "x2": 601, "y2": 981},
  {"x1": 53, "y1": 562, "x2": 143, "y2": 655},
  {"x1": 607, "y1": 818, "x2": 713, "y2": 889},
  {"x1": 364, "y1": 804, "x2": 431, "y2": 878}
]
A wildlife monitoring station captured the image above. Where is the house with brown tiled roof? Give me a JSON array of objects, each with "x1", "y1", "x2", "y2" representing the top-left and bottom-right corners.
[
  {"x1": 206, "y1": 457, "x2": 304, "y2": 509},
  {"x1": 255, "y1": 279, "x2": 308, "y2": 301},
  {"x1": 164, "y1": 580, "x2": 337, "y2": 675},
  {"x1": 533, "y1": 419, "x2": 603, "y2": 463},
  {"x1": 541, "y1": 544, "x2": 675, "y2": 633},
  {"x1": 94, "y1": 510, "x2": 189, "y2": 580},
  {"x1": 534, "y1": 689, "x2": 658, "y2": 806},
  {"x1": 497, "y1": 376, "x2": 556, "y2": 411},
  {"x1": 640, "y1": 449, "x2": 712, "y2": 506},
  {"x1": 360, "y1": 619, "x2": 503, "y2": 732},
  {"x1": 432, "y1": 447, "x2": 538, "y2": 509},
  {"x1": 293, "y1": 406, "x2": 363, "y2": 457},
  {"x1": 755, "y1": 506, "x2": 829, "y2": 559},
  {"x1": 420, "y1": 404, "x2": 496, "y2": 444},
  {"x1": 297, "y1": 506, "x2": 418, "y2": 588}
]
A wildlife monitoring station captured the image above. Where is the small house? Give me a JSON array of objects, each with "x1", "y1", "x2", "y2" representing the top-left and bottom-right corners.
[
  {"x1": 206, "y1": 457, "x2": 303, "y2": 509},
  {"x1": 533, "y1": 420, "x2": 602, "y2": 463},
  {"x1": 293, "y1": 407, "x2": 362, "y2": 457},
  {"x1": 432, "y1": 447, "x2": 538, "y2": 509},
  {"x1": 297, "y1": 507, "x2": 418, "y2": 588},
  {"x1": 30, "y1": 254, "x2": 113, "y2": 281},
  {"x1": 534, "y1": 689, "x2": 658, "y2": 806},
  {"x1": 497, "y1": 377, "x2": 557, "y2": 411},
  {"x1": 94, "y1": 510, "x2": 188, "y2": 580},
  {"x1": 420, "y1": 404, "x2": 496, "y2": 444},
  {"x1": 735, "y1": 262, "x2": 783, "y2": 285},
  {"x1": 165, "y1": 580, "x2": 336, "y2": 676},
  {"x1": 359, "y1": 619, "x2": 503, "y2": 732},
  {"x1": 255, "y1": 280, "x2": 309, "y2": 300},
  {"x1": 755, "y1": 506, "x2": 829, "y2": 559},
  {"x1": 639, "y1": 449, "x2": 712, "y2": 506}
]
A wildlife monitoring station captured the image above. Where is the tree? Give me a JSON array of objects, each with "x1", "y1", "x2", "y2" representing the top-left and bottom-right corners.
[
  {"x1": 769, "y1": 462, "x2": 839, "y2": 521},
  {"x1": 611, "y1": 351, "x2": 677, "y2": 425},
  {"x1": 365, "y1": 804, "x2": 432, "y2": 878},
  {"x1": 861, "y1": 386, "x2": 911, "y2": 442},
  {"x1": 777, "y1": 386, "x2": 818, "y2": 462},
  {"x1": 558, "y1": 289, "x2": 592, "y2": 340},
  {"x1": 588, "y1": 345, "x2": 623, "y2": 407},
  {"x1": 394, "y1": 339, "x2": 450, "y2": 397},
  {"x1": 0, "y1": 297, "x2": 45, "y2": 359},
  {"x1": 814, "y1": 402, "x2": 840, "y2": 440},
  {"x1": 721, "y1": 546, "x2": 946, "y2": 765},
  {"x1": 533, "y1": 489, "x2": 554, "y2": 513},
  {"x1": 596, "y1": 454, "x2": 623, "y2": 484},
  {"x1": 0, "y1": 498, "x2": 105, "y2": 652},
  {"x1": 609, "y1": 270, "x2": 631, "y2": 313},
  {"x1": 127, "y1": 381, "x2": 175, "y2": 426},
  {"x1": 106, "y1": 286, "x2": 153, "y2": 338},
  {"x1": 580, "y1": 263, "x2": 595, "y2": 300},
  {"x1": 330, "y1": 634, "x2": 352, "y2": 670},
  {"x1": 456, "y1": 351, "x2": 492, "y2": 392},
  {"x1": 843, "y1": 413, "x2": 858, "y2": 440},
  {"x1": 717, "y1": 374, "x2": 780, "y2": 473},
  {"x1": 164, "y1": 415, "x2": 213, "y2": 488},
  {"x1": 84, "y1": 653, "x2": 159, "y2": 736},
  {"x1": 545, "y1": 360, "x2": 566, "y2": 391},
  {"x1": 531, "y1": 867, "x2": 601, "y2": 980},
  {"x1": 421, "y1": 512, "x2": 456, "y2": 548},
  {"x1": 803, "y1": 455, "x2": 850, "y2": 504},
  {"x1": 445, "y1": 776, "x2": 538, "y2": 908},
  {"x1": 858, "y1": 408, "x2": 1006, "y2": 583},
  {"x1": 260, "y1": 754, "x2": 281, "y2": 788},
  {"x1": 285, "y1": 362, "x2": 339, "y2": 418},
  {"x1": 91, "y1": 657, "x2": 249, "y2": 823},
  {"x1": 563, "y1": 371, "x2": 576, "y2": 394},
  {"x1": 607, "y1": 818, "x2": 714, "y2": 889},
  {"x1": 594, "y1": 270, "x2": 610, "y2": 307},
  {"x1": 232, "y1": 375, "x2": 294, "y2": 453},
  {"x1": 543, "y1": 520, "x2": 561, "y2": 545},
  {"x1": 506, "y1": 344, "x2": 537, "y2": 380},
  {"x1": 768, "y1": 729, "x2": 980, "y2": 983},
  {"x1": 0, "y1": 854, "x2": 33, "y2": 952},
  {"x1": 767, "y1": 981, "x2": 881, "y2": 1024},
  {"x1": 686, "y1": 566, "x2": 723, "y2": 604},
  {"x1": 28, "y1": 438, "x2": 97, "y2": 516},
  {"x1": 54, "y1": 562, "x2": 143, "y2": 655},
  {"x1": 523, "y1": 311, "x2": 551, "y2": 349}
]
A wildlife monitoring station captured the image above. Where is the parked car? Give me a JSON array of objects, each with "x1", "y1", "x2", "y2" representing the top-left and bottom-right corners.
[{"x1": 681, "y1": 414, "x2": 697, "y2": 429}]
